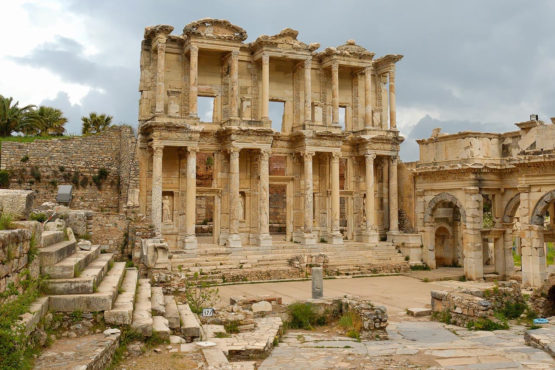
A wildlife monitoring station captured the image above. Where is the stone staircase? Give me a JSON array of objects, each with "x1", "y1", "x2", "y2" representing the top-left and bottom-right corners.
[
  {"x1": 168, "y1": 241, "x2": 409, "y2": 284},
  {"x1": 39, "y1": 228, "x2": 127, "y2": 312}
]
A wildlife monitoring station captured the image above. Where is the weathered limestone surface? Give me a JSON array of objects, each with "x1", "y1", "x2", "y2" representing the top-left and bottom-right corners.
[
  {"x1": 151, "y1": 286, "x2": 166, "y2": 316},
  {"x1": 0, "y1": 189, "x2": 34, "y2": 219},
  {"x1": 164, "y1": 295, "x2": 181, "y2": 329},
  {"x1": 132, "y1": 278, "x2": 153, "y2": 336},
  {"x1": 177, "y1": 303, "x2": 202, "y2": 339},
  {"x1": 105, "y1": 267, "x2": 138, "y2": 325}
]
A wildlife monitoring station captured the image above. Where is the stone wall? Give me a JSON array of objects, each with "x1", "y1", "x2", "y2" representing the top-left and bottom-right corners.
[
  {"x1": 0, "y1": 227, "x2": 39, "y2": 303},
  {"x1": 0, "y1": 126, "x2": 138, "y2": 213},
  {"x1": 90, "y1": 213, "x2": 129, "y2": 256}
]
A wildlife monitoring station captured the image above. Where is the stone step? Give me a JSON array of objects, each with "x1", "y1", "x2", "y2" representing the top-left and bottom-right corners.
[
  {"x1": 151, "y1": 287, "x2": 165, "y2": 316},
  {"x1": 41, "y1": 230, "x2": 64, "y2": 248},
  {"x1": 44, "y1": 253, "x2": 114, "y2": 295},
  {"x1": 177, "y1": 303, "x2": 202, "y2": 339},
  {"x1": 41, "y1": 245, "x2": 101, "y2": 279},
  {"x1": 131, "y1": 278, "x2": 153, "y2": 337},
  {"x1": 17, "y1": 296, "x2": 49, "y2": 336},
  {"x1": 48, "y1": 261, "x2": 126, "y2": 312},
  {"x1": 105, "y1": 267, "x2": 139, "y2": 325},
  {"x1": 39, "y1": 240, "x2": 76, "y2": 267},
  {"x1": 152, "y1": 316, "x2": 170, "y2": 340},
  {"x1": 164, "y1": 295, "x2": 181, "y2": 330},
  {"x1": 202, "y1": 348, "x2": 229, "y2": 368}
]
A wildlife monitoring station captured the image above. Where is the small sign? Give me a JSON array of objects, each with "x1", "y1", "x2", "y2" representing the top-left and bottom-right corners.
[{"x1": 202, "y1": 308, "x2": 215, "y2": 317}]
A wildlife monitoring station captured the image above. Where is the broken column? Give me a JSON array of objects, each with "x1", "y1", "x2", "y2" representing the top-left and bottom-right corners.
[{"x1": 312, "y1": 266, "x2": 323, "y2": 299}]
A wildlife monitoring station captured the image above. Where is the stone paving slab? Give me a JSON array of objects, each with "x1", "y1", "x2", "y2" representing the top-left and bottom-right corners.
[
  {"x1": 524, "y1": 325, "x2": 555, "y2": 358},
  {"x1": 33, "y1": 332, "x2": 120, "y2": 369}
]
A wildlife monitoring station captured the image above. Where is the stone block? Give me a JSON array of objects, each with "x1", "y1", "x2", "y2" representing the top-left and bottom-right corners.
[
  {"x1": 312, "y1": 266, "x2": 323, "y2": 299},
  {"x1": 252, "y1": 301, "x2": 272, "y2": 313},
  {"x1": 0, "y1": 189, "x2": 34, "y2": 219},
  {"x1": 407, "y1": 307, "x2": 431, "y2": 317}
]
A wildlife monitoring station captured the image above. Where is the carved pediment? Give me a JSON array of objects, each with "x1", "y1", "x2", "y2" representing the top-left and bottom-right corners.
[
  {"x1": 252, "y1": 28, "x2": 319, "y2": 52},
  {"x1": 144, "y1": 25, "x2": 174, "y2": 40},
  {"x1": 318, "y1": 40, "x2": 374, "y2": 60},
  {"x1": 183, "y1": 18, "x2": 247, "y2": 41}
]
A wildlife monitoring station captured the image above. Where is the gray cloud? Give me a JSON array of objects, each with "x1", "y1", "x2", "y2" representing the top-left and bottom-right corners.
[{"x1": 12, "y1": 0, "x2": 555, "y2": 153}]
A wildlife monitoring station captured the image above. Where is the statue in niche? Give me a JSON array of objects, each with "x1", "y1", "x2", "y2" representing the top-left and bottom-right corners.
[
  {"x1": 362, "y1": 194, "x2": 367, "y2": 224},
  {"x1": 162, "y1": 193, "x2": 173, "y2": 223},
  {"x1": 238, "y1": 192, "x2": 246, "y2": 221}
]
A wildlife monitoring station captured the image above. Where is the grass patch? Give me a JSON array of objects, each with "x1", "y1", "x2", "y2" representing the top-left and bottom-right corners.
[
  {"x1": 410, "y1": 263, "x2": 430, "y2": 271},
  {"x1": 466, "y1": 318, "x2": 509, "y2": 331},
  {"x1": 497, "y1": 301, "x2": 527, "y2": 319},
  {"x1": 29, "y1": 212, "x2": 47, "y2": 223},
  {"x1": 0, "y1": 213, "x2": 15, "y2": 230},
  {"x1": 431, "y1": 310, "x2": 452, "y2": 324},
  {"x1": 339, "y1": 311, "x2": 362, "y2": 341},
  {"x1": 214, "y1": 331, "x2": 230, "y2": 338},
  {"x1": 288, "y1": 302, "x2": 318, "y2": 330},
  {"x1": 547, "y1": 242, "x2": 555, "y2": 266},
  {"x1": 224, "y1": 320, "x2": 240, "y2": 334}
]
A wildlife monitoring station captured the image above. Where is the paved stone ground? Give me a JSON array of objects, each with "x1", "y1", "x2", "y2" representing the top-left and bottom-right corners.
[
  {"x1": 260, "y1": 320, "x2": 555, "y2": 369},
  {"x1": 525, "y1": 322, "x2": 555, "y2": 359}
]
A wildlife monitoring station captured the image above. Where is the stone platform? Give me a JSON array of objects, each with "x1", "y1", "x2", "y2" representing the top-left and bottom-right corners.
[{"x1": 167, "y1": 240, "x2": 408, "y2": 284}]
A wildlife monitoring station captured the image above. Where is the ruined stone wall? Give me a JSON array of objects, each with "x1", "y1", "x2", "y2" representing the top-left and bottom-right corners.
[
  {"x1": 90, "y1": 212, "x2": 129, "y2": 257},
  {"x1": 398, "y1": 161, "x2": 415, "y2": 232},
  {"x1": 0, "y1": 126, "x2": 137, "y2": 213},
  {"x1": 0, "y1": 228, "x2": 39, "y2": 303}
]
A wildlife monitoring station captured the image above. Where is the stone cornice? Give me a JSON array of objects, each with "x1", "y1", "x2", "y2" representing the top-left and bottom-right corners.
[{"x1": 182, "y1": 18, "x2": 247, "y2": 42}]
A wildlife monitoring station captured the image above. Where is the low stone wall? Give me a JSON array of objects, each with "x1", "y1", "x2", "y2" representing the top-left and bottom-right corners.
[
  {"x1": 0, "y1": 126, "x2": 138, "y2": 213},
  {"x1": 90, "y1": 212, "x2": 129, "y2": 256},
  {"x1": 431, "y1": 281, "x2": 524, "y2": 327},
  {"x1": 0, "y1": 189, "x2": 34, "y2": 219},
  {"x1": 0, "y1": 227, "x2": 39, "y2": 303}
]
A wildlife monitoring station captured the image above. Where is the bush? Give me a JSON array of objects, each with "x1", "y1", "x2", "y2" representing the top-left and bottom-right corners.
[
  {"x1": 0, "y1": 170, "x2": 9, "y2": 188},
  {"x1": 467, "y1": 318, "x2": 509, "y2": 331},
  {"x1": 288, "y1": 302, "x2": 318, "y2": 330},
  {"x1": 184, "y1": 282, "x2": 219, "y2": 314},
  {"x1": 80, "y1": 176, "x2": 89, "y2": 188},
  {"x1": 410, "y1": 264, "x2": 430, "y2": 271},
  {"x1": 431, "y1": 310, "x2": 452, "y2": 324},
  {"x1": 498, "y1": 301, "x2": 527, "y2": 319}
]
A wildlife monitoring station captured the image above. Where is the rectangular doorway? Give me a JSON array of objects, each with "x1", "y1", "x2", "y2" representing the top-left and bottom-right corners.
[{"x1": 269, "y1": 184, "x2": 287, "y2": 236}]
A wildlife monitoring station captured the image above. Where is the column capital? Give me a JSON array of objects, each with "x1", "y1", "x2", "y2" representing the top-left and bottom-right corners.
[
  {"x1": 331, "y1": 151, "x2": 341, "y2": 160},
  {"x1": 152, "y1": 144, "x2": 164, "y2": 155},
  {"x1": 331, "y1": 60, "x2": 339, "y2": 71},
  {"x1": 304, "y1": 57, "x2": 312, "y2": 68},
  {"x1": 390, "y1": 155, "x2": 398, "y2": 164},
  {"x1": 365, "y1": 152, "x2": 377, "y2": 161},
  {"x1": 260, "y1": 148, "x2": 271, "y2": 161},
  {"x1": 230, "y1": 48, "x2": 240, "y2": 57},
  {"x1": 364, "y1": 65, "x2": 373, "y2": 74},
  {"x1": 302, "y1": 151, "x2": 315, "y2": 161},
  {"x1": 190, "y1": 44, "x2": 199, "y2": 54},
  {"x1": 187, "y1": 146, "x2": 199, "y2": 153},
  {"x1": 261, "y1": 53, "x2": 269, "y2": 64}
]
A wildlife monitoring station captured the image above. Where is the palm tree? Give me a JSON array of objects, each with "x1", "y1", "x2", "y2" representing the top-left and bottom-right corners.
[
  {"x1": 81, "y1": 112, "x2": 113, "y2": 134},
  {"x1": 0, "y1": 95, "x2": 36, "y2": 136},
  {"x1": 32, "y1": 106, "x2": 67, "y2": 136}
]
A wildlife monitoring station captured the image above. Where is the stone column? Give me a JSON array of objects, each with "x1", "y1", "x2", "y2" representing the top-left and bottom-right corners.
[
  {"x1": 155, "y1": 40, "x2": 167, "y2": 114},
  {"x1": 364, "y1": 67, "x2": 373, "y2": 128},
  {"x1": 330, "y1": 152, "x2": 343, "y2": 245},
  {"x1": 388, "y1": 155, "x2": 399, "y2": 234},
  {"x1": 230, "y1": 49, "x2": 239, "y2": 119},
  {"x1": 363, "y1": 153, "x2": 378, "y2": 243},
  {"x1": 312, "y1": 266, "x2": 323, "y2": 299},
  {"x1": 151, "y1": 145, "x2": 164, "y2": 235},
  {"x1": 189, "y1": 45, "x2": 198, "y2": 117},
  {"x1": 184, "y1": 147, "x2": 198, "y2": 249},
  {"x1": 304, "y1": 57, "x2": 312, "y2": 123},
  {"x1": 258, "y1": 149, "x2": 272, "y2": 247},
  {"x1": 331, "y1": 61, "x2": 339, "y2": 124},
  {"x1": 381, "y1": 73, "x2": 389, "y2": 130},
  {"x1": 261, "y1": 54, "x2": 269, "y2": 120},
  {"x1": 389, "y1": 69, "x2": 396, "y2": 130},
  {"x1": 227, "y1": 148, "x2": 241, "y2": 248},
  {"x1": 302, "y1": 152, "x2": 316, "y2": 246},
  {"x1": 503, "y1": 227, "x2": 515, "y2": 278},
  {"x1": 463, "y1": 187, "x2": 484, "y2": 280},
  {"x1": 494, "y1": 234, "x2": 505, "y2": 277}
]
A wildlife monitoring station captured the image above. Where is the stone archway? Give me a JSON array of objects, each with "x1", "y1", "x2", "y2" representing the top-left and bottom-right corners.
[
  {"x1": 424, "y1": 192, "x2": 466, "y2": 224},
  {"x1": 503, "y1": 193, "x2": 520, "y2": 223},
  {"x1": 531, "y1": 190, "x2": 555, "y2": 226}
]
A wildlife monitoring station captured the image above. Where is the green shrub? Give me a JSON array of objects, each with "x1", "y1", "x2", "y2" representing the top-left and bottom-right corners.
[
  {"x1": 125, "y1": 260, "x2": 135, "y2": 268},
  {"x1": 29, "y1": 212, "x2": 47, "y2": 223},
  {"x1": 0, "y1": 213, "x2": 14, "y2": 230},
  {"x1": 431, "y1": 310, "x2": 452, "y2": 324},
  {"x1": 224, "y1": 320, "x2": 240, "y2": 334},
  {"x1": 185, "y1": 282, "x2": 219, "y2": 314},
  {"x1": 467, "y1": 318, "x2": 508, "y2": 331},
  {"x1": 80, "y1": 176, "x2": 89, "y2": 188},
  {"x1": 288, "y1": 302, "x2": 318, "y2": 330},
  {"x1": 71, "y1": 172, "x2": 80, "y2": 188},
  {"x1": 410, "y1": 264, "x2": 430, "y2": 271},
  {"x1": 20, "y1": 155, "x2": 29, "y2": 163},
  {"x1": 498, "y1": 301, "x2": 527, "y2": 319},
  {"x1": 30, "y1": 166, "x2": 41, "y2": 182},
  {"x1": 0, "y1": 170, "x2": 10, "y2": 188},
  {"x1": 28, "y1": 233, "x2": 38, "y2": 263}
]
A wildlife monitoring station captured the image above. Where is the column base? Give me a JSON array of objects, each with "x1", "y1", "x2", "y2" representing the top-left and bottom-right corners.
[
  {"x1": 226, "y1": 234, "x2": 242, "y2": 248},
  {"x1": 300, "y1": 233, "x2": 317, "y2": 247},
  {"x1": 256, "y1": 233, "x2": 273, "y2": 248},
  {"x1": 329, "y1": 232, "x2": 343, "y2": 245},
  {"x1": 359, "y1": 230, "x2": 380, "y2": 244},
  {"x1": 183, "y1": 235, "x2": 197, "y2": 250},
  {"x1": 386, "y1": 230, "x2": 400, "y2": 242}
]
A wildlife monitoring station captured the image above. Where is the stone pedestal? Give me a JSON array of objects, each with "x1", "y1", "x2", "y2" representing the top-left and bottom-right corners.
[{"x1": 312, "y1": 267, "x2": 323, "y2": 299}]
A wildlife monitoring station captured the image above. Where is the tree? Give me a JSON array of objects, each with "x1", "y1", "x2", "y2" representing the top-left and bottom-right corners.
[
  {"x1": 33, "y1": 106, "x2": 67, "y2": 136},
  {"x1": 81, "y1": 112, "x2": 113, "y2": 134},
  {"x1": 0, "y1": 95, "x2": 36, "y2": 136}
]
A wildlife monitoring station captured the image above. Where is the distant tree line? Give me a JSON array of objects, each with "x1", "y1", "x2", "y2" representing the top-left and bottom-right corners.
[{"x1": 0, "y1": 94, "x2": 114, "y2": 137}]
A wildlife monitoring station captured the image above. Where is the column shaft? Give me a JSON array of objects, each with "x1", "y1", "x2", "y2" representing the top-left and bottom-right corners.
[
  {"x1": 364, "y1": 67, "x2": 373, "y2": 128},
  {"x1": 184, "y1": 148, "x2": 197, "y2": 249},
  {"x1": 189, "y1": 45, "x2": 198, "y2": 116},
  {"x1": 304, "y1": 58, "x2": 312, "y2": 122},
  {"x1": 381, "y1": 74, "x2": 389, "y2": 129},
  {"x1": 389, "y1": 156, "x2": 399, "y2": 232},
  {"x1": 155, "y1": 41, "x2": 166, "y2": 114},
  {"x1": 151, "y1": 145, "x2": 163, "y2": 234},
  {"x1": 365, "y1": 153, "x2": 376, "y2": 230},
  {"x1": 304, "y1": 152, "x2": 314, "y2": 233},
  {"x1": 330, "y1": 152, "x2": 343, "y2": 244},
  {"x1": 389, "y1": 69, "x2": 396, "y2": 129},
  {"x1": 331, "y1": 62, "x2": 339, "y2": 124},
  {"x1": 261, "y1": 54, "x2": 269, "y2": 119},
  {"x1": 230, "y1": 50, "x2": 239, "y2": 119},
  {"x1": 258, "y1": 149, "x2": 272, "y2": 247},
  {"x1": 227, "y1": 148, "x2": 241, "y2": 247}
]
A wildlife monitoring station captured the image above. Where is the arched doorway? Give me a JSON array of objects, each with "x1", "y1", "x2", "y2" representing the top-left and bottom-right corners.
[
  {"x1": 435, "y1": 226, "x2": 456, "y2": 266},
  {"x1": 424, "y1": 193, "x2": 465, "y2": 269}
]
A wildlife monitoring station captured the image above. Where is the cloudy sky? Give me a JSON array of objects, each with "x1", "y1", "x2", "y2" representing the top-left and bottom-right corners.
[{"x1": 1, "y1": 0, "x2": 554, "y2": 160}]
